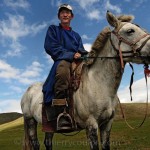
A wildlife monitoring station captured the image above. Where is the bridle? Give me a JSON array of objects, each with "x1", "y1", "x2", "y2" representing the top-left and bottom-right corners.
[
  {"x1": 81, "y1": 23, "x2": 150, "y2": 68},
  {"x1": 110, "y1": 23, "x2": 150, "y2": 68}
]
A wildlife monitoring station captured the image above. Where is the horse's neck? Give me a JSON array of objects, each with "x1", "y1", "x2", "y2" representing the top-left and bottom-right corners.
[{"x1": 87, "y1": 40, "x2": 123, "y2": 95}]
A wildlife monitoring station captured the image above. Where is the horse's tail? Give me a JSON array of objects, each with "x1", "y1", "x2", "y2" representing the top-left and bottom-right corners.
[{"x1": 22, "y1": 117, "x2": 32, "y2": 150}]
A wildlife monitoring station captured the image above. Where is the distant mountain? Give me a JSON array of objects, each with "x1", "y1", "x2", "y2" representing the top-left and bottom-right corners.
[{"x1": 0, "y1": 112, "x2": 23, "y2": 124}]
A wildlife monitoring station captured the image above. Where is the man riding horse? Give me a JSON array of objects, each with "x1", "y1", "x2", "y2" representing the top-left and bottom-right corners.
[
  {"x1": 42, "y1": 4, "x2": 88, "y2": 131},
  {"x1": 21, "y1": 10, "x2": 150, "y2": 150}
]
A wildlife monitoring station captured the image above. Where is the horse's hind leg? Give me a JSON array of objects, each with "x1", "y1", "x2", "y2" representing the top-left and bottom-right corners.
[
  {"x1": 25, "y1": 117, "x2": 40, "y2": 150},
  {"x1": 86, "y1": 125, "x2": 99, "y2": 150},
  {"x1": 44, "y1": 132, "x2": 54, "y2": 150},
  {"x1": 99, "y1": 118, "x2": 114, "y2": 150}
]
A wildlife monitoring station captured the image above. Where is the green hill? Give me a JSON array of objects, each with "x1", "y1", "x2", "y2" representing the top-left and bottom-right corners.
[
  {"x1": 0, "y1": 112, "x2": 23, "y2": 125},
  {"x1": 0, "y1": 117, "x2": 23, "y2": 132}
]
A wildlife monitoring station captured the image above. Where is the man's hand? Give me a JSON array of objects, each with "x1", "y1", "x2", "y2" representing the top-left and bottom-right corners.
[{"x1": 74, "y1": 52, "x2": 81, "y2": 59}]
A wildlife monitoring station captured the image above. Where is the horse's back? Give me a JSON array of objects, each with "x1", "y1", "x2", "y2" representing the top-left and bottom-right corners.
[{"x1": 21, "y1": 82, "x2": 43, "y2": 123}]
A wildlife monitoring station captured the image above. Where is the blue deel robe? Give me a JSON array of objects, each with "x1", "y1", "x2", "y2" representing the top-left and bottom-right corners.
[{"x1": 42, "y1": 24, "x2": 88, "y2": 104}]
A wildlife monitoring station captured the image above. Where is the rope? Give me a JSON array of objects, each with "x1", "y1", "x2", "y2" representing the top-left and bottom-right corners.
[
  {"x1": 129, "y1": 63, "x2": 134, "y2": 101},
  {"x1": 61, "y1": 130, "x2": 81, "y2": 136},
  {"x1": 118, "y1": 65, "x2": 149, "y2": 129}
]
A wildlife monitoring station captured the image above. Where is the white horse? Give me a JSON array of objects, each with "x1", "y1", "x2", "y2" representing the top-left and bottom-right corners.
[{"x1": 21, "y1": 11, "x2": 150, "y2": 150}]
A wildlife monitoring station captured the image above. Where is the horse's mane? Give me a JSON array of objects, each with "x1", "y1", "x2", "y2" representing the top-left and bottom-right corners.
[
  {"x1": 87, "y1": 14, "x2": 134, "y2": 65},
  {"x1": 86, "y1": 27, "x2": 111, "y2": 65},
  {"x1": 117, "y1": 15, "x2": 134, "y2": 22}
]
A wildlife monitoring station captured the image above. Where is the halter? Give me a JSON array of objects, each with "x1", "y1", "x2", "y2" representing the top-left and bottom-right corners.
[{"x1": 110, "y1": 23, "x2": 150, "y2": 68}]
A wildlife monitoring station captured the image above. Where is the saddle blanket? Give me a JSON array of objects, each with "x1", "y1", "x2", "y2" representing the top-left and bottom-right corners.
[{"x1": 42, "y1": 104, "x2": 57, "y2": 132}]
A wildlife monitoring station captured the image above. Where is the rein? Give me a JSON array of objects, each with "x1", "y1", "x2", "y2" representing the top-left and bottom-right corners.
[
  {"x1": 79, "y1": 55, "x2": 150, "y2": 60},
  {"x1": 118, "y1": 63, "x2": 149, "y2": 130},
  {"x1": 118, "y1": 96, "x2": 148, "y2": 130}
]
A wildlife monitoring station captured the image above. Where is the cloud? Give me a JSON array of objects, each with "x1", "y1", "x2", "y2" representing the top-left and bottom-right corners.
[
  {"x1": 44, "y1": 52, "x2": 54, "y2": 65},
  {"x1": 0, "y1": 14, "x2": 47, "y2": 57},
  {"x1": 82, "y1": 35, "x2": 91, "y2": 40},
  {"x1": 21, "y1": 61, "x2": 43, "y2": 78},
  {"x1": 105, "y1": 1, "x2": 121, "y2": 14},
  {"x1": 0, "y1": 60, "x2": 44, "y2": 114},
  {"x1": 0, "y1": 99, "x2": 21, "y2": 113},
  {"x1": 0, "y1": 59, "x2": 19, "y2": 79},
  {"x1": 5, "y1": 41, "x2": 25, "y2": 57},
  {"x1": 4, "y1": 0, "x2": 30, "y2": 10},
  {"x1": 0, "y1": 59, "x2": 44, "y2": 85},
  {"x1": 0, "y1": 14, "x2": 46, "y2": 40},
  {"x1": 74, "y1": 0, "x2": 101, "y2": 20},
  {"x1": 18, "y1": 61, "x2": 44, "y2": 85},
  {"x1": 118, "y1": 77, "x2": 150, "y2": 103},
  {"x1": 74, "y1": 0, "x2": 122, "y2": 21},
  {"x1": 0, "y1": 14, "x2": 24, "y2": 41},
  {"x1": 87, "y1": 9, "x2": 101, "y2": 20},
  {"x1": 84, "y1": 43, "x2": 92, "y2": 52},
  {"x1": 74, "y1": 0, "x2": 99, "y2": 9}
]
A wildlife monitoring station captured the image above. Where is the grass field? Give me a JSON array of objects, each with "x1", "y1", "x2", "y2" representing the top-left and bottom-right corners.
[{"x1": 0, "y1": 103, "x2": 150, "y2": 150}]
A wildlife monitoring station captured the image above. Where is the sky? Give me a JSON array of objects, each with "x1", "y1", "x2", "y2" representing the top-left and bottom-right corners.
[{"x1": 0, "y1": 0, "x2": 150, "y2": 113}]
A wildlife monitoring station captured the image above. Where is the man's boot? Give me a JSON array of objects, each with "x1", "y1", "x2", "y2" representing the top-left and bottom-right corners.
[
  {"x1": 45, "y1": 91, "x2": 67, "y2": 121},
  {"x1": 52, "y1": 98, "x2": 74, "y2": 132}
]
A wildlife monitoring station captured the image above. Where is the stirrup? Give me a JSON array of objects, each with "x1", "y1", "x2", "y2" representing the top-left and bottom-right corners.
[{"x1": 57, "y1": 109, "x2": 74, "y2": 132}]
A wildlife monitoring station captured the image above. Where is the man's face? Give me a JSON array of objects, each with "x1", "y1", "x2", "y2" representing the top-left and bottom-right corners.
[{"x1": 59, "y1": 9, "x2": 73, "y2": 25}]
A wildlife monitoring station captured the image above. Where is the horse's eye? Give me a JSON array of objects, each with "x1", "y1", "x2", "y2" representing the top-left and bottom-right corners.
[{"x1": 127, "y1": 29, "x2": 135, "y2": 34}]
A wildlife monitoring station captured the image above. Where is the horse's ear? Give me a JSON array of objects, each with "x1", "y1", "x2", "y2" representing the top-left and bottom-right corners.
[{"x1": 106, "y1": 11, "x2": 119, "y2": 28}]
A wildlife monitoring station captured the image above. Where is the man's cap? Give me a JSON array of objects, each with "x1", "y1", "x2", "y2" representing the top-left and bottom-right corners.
[{"x1": 58, "y1": 4, "x2": 74, "y2": 16}]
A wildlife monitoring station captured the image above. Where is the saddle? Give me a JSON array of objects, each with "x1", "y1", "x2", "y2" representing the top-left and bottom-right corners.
[
  {"x1": 70, "y1": 60, "x2": 85, "y2": 91},
  {"x1": 44, "y1": 60, "x2": 86, "y2": 132}
]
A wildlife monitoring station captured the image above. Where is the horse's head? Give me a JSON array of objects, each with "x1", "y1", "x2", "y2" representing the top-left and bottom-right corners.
[{"x1": 106, "y1": 11, "x2": 150, "y2": 66}]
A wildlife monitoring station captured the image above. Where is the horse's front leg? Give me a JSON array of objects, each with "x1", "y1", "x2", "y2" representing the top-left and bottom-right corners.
[
  {"x1": 99, "y1": 118, "x2": 114, "y2": 150},
  {"x1": 44, "y1": 132, "x2": 54, "y2": 150},
  {"x1": 86, "y1": 124, "x2": 99, "y2": 150}
]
